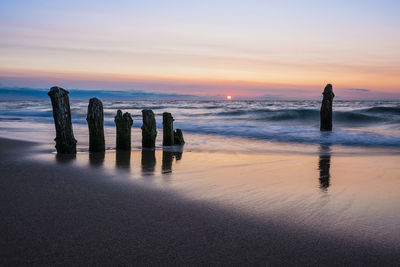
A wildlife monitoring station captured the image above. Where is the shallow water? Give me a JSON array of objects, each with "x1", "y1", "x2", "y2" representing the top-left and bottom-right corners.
[{"x1": 32, "y1": 144, "x2": 400, "y2": 248}]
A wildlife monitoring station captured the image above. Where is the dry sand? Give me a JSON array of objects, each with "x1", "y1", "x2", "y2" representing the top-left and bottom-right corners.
[{"x1": 1, "y1": 137, "x2": 399, "y2": 266}]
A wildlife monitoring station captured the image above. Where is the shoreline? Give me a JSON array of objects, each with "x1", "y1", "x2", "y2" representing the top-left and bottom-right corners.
[{"x1": 1, "y1": 137, "x2": 400, "y2": 265}]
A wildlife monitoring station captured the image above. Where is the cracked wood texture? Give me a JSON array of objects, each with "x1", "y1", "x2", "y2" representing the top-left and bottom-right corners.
[{"x1": 48, "y1": 86, "x2": 77, "y2": 154}]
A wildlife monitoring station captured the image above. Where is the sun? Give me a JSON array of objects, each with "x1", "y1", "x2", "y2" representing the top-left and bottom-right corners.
[{"x1": 226, "y1": 95, "x2": 232, "y2": 100}]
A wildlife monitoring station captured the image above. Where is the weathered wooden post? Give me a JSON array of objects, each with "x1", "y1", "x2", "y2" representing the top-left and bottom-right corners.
[
  {"x1": 141, "y1": 110, "x2": 157, "y2": 148},
  {"x1": 86, "y1": 98, "x2": 105, "y2": 152},
  {"x1": 48, "y1": 86, "x2": 77, "y2": 154},
  {"x1": 114, "y1": 110, "x2": 133, "y2": 150},
  {"x1": 320, "y1": 84, "x2": 335, "y2": 131},
  {"x1": 174, "y1": 129, "x2": 185, "y2": 145},
  {"x1": 163, "y1": 112, "x2": 174, "y2": 146}
]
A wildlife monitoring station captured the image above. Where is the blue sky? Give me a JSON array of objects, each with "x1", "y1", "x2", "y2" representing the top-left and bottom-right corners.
[{"x1": 0, "y1": 0, "x2": 399, "y2": 99}]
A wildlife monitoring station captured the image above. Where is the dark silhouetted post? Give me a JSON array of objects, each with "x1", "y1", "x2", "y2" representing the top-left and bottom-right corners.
[
  {"x1": 87, "y1": 98, "x2": 105, "y2": 152},
  {"x1": 163, "y1": 112, "x2": 174, "y2": 146},
  {"x1": 320, "y1": 84, "x2": 335, "y2": 131},
  {"x1": 48, "y1": 86, "x2": 77, "y2": 154},
  {"x1": 174, "y1": 129, "x2": 185, "y2": 145},
  {"x1": 142, "y1": 110, "x2": 157, "y2": 148},
  {"x1": 114, "y1": 110, "x2": 133, "y2": 150}
]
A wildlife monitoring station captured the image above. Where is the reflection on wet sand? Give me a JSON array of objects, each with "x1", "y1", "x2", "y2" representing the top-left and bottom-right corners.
[
  {"x1": 55, "y1": 153, "x2": 76, "y2": 164},
  {"x1": 116, "y1": 150, "x2": 131, "y2": 170},
  {"x1": 89, "y1": 152, "x2": 105, "y2": 167},
  {"x1": 318, "y1": 145, "x2": 331, "y2": 191},
  {"x1": 162, "y1": 150, "x2": 183, "y2": 174},
  {"x1": 141, "y1": 149, "x2": 156, "y2": 175}
]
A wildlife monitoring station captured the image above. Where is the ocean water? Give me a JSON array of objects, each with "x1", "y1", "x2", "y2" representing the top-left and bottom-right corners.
[{"x1": 1, "y1": 99, "x2": 400, "y2": 149}]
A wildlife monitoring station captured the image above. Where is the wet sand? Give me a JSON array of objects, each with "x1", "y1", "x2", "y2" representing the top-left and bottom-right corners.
[{"x1": 1, "y1": 137, "x2": 400, "y2": 266}]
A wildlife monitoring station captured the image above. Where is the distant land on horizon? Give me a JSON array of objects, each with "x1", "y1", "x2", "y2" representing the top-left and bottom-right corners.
[
  {"x1": 0, "y1": 86, "x2": 199, "y2": 100},
  {"x1": 0, "y1": 86, "x2": 399, "y2": 101}
]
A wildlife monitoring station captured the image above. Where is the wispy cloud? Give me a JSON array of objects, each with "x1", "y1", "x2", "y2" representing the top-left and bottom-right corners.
[{"x1": 345, "y1": 88, "x2": 371, "y2": 92}]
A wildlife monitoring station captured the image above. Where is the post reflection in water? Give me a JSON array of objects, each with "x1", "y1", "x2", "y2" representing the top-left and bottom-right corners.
[
  {"x1": 55, "y1": 153, "x2": 76, "y2": 164},
  {"x1": 162, "y1": 150, "x2": 183, "y2": 175},
  {"x1": 141, "y1": 149, "x2": 156, "y2": 176},
  {"x1": 318, "y1": 144, "x2": 332, "y2": 192},
  {"x1": 115, "y1": 150, "x2": 131, "y2": 170},
  {"x1": 89, "y1": 152, "x2": 105, "y2": 167}
]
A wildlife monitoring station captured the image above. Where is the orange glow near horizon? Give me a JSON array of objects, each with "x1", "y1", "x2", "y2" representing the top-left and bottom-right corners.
[
  {"x1": 0, "y1": 67, "x2": 400, "y2": 99},
  {"x1": 227, "y1": 95, "x2": 232, "y2": 100}
]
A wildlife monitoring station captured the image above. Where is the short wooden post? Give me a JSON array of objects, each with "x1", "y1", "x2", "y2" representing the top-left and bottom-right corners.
[
  {"x1": 114, "y1": 110, "x2": 133, "y2": 150},
  {"x1": 141, "y1": 110, "x2": 157, "y2": 148},
  {"x1": 320, "y1": 84, "x2": 335, "y2": 131},
  {"x1": 87, "y1": 98, "x2": 105, "y2": 152},
  {"x1": 48, "y1": 86, "x2": 77, "y2": 154},
  {"x1": 163, "y1": 112, "x2": 174, "y2": 146},
  {"x1": 174, "y1": 129, "x2": 185, "y2": 145}
]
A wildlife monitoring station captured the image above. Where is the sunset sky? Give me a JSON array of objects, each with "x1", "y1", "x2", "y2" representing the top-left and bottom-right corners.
[{"x1": 0, "y1": 0, "x2": 399, "y2": 99}]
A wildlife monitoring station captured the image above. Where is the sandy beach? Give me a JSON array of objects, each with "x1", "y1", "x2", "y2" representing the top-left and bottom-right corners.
[{"x1": 1, "y1": 137, "x2": 400, "y2": 266}]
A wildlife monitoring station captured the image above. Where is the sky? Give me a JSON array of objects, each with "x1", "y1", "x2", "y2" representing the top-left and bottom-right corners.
[{"x1": 0, "y1": 0, "x2": 399, "y2": 99}]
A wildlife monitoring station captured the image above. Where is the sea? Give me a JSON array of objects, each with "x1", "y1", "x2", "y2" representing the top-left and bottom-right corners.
[{"x1": 1, "y1": 97, "x2": 400, "y2": 150}]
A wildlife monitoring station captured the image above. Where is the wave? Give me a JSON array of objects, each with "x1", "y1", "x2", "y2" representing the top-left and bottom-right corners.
[
  {"x1": 193, "y1": 108, "x2": 393, "y2": 124},
  {"x1": 363, "y1": 106, "x2": 400, "y2": 115},
  {"x1": 177, "y1": 123, "x2": 400, "y2": 147}
]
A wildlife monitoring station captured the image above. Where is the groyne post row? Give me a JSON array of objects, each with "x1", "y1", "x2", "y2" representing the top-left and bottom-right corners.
[
  {"x1": 48, "y1": 86, "x2": 185, "y2": 154},
  {"x1": 49, "y1": 84, "x2": 332, "y2": 154}
]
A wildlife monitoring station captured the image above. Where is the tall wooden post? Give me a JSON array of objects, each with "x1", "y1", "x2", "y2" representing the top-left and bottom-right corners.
[
  {"x1": 48, "y1": 86, "x2": 77, "y2": 154},
  {"x1": 163, "y1": 112, "x2": 174, "y2": 146},
  {"x1": 141, "y1": 110, "x2": 157, "y2": 148},
  {"x1": 115, "y1": 110, "x2": 133, "y2": 150},
  {"x1": 320, "y1": 84, "x2": 335, "y2": 131},
  {"x1": 86, "y1": 98, "x2": 105, "y2": 152}
]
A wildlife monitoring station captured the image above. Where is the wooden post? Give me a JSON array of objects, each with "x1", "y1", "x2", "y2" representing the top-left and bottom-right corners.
[
  {"x1": 141, "y1": 110, "x2": 157, "y2": 148},
  {"x1": 174, "y1": 129, "x2": 185, "y2": 145},
  {"x1": 114, "y1": 110, "x2": 133, "y2": 150},
  {"x1": 48, "y1": 86, "x2": 77, "y2": 154},
  {"x1": 86, "y1": 98, "x2": 105, "y2": 152},
  {"x1": 320, "y1": 84, "x2": 335, "y2": 131},
  {"x1": 163, "y1": 112, "x2": 174, "y2": 146}
]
